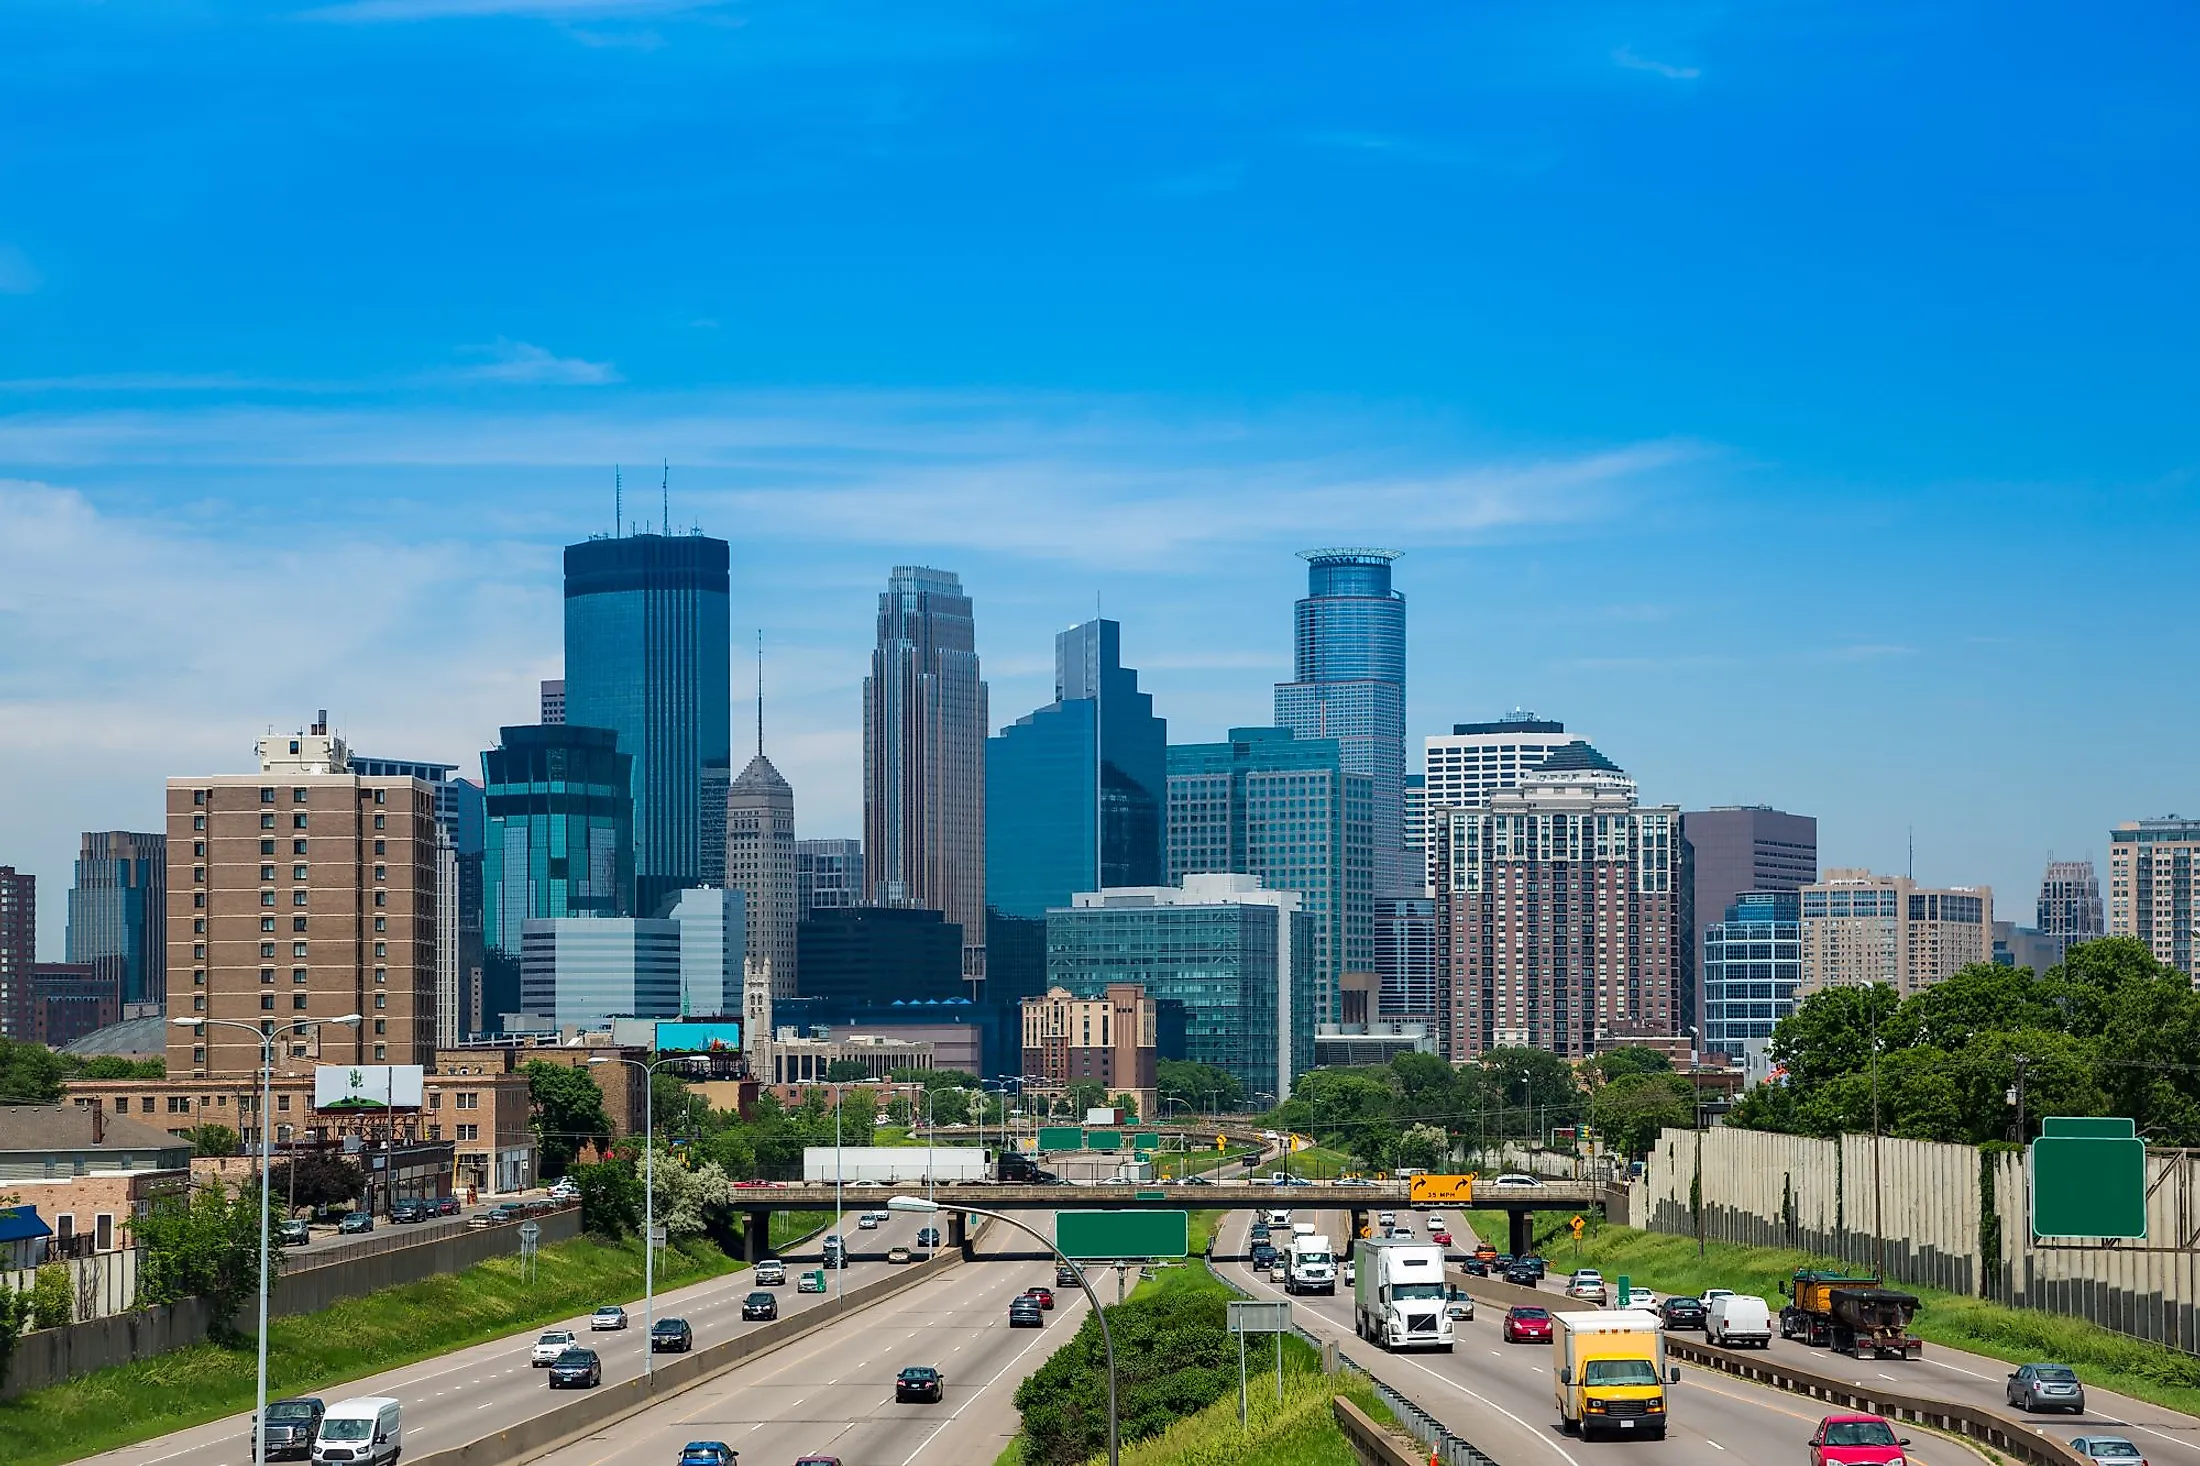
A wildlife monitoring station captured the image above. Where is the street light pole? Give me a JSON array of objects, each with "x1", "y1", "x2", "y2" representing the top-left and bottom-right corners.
[
  {"x1": 889, "y1": 1194, "x2": 1117, "y2": 1466},
  {"x1": 590, "y1": 1055, "x2": 681, "y2": 1375},
  {"x1": 175, "y1": 1013, "x2": 359, "y2": 1466}
]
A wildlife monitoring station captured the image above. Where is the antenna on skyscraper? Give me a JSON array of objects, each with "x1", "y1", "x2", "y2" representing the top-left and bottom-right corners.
[
  {"x1": 661, "y1": 460, "x2": 670, "y2": 534},
  {"x1": 756, "y1": 628, "x2": 766, "y2": 757},
  {"x1": 1908, "y1": 826, "x2": 1915, "y2": 880},
  {"x1": 615, "y1": 465, "x2": 623, "y2": 537}
]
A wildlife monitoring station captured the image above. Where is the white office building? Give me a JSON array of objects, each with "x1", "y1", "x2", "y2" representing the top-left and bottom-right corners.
[
  {"x1": 1417, "y1": 713, "x2": 1588, "y2": 893},
  {"x1": 519, "y1": 917, "x2": 682, "y2": 1030},
  {"x1": 662, "y1": 886, "x2": 746, "y2": 1018}
]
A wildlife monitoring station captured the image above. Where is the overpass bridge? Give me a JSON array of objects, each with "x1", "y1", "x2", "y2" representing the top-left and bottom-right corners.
[{"x1": 727, "y1": 1178, "x2": 1606, "y2": 1258}]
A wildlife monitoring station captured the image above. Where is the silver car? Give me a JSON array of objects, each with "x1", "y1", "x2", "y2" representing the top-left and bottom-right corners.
[
  {"x1": 590, "y1": 1305, "x2": 628, "y2": 1331},
  {"x1": 2008, "y1": 1363, "x2": 2085, "y2": 1414}
]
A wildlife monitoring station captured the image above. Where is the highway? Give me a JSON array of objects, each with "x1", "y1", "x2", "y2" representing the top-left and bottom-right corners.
[
  {"x1": 524, "y1": 1220, "x2": 1083, "y2": 1466},
  {"x1": 78, "y1": 1212, "x2": 936, "y2": 1466},
  {"x1": 1212, "y1": 1208, "x2": 1954, "y2": 1466}
]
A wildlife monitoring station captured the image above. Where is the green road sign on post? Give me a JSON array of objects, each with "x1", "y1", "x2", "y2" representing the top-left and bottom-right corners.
[
  {"x1": 1056, "y1": 1210, "x2": 1190, "y2": 1259},
  {"x1": 2032, "y1": 1117, "x2": 2147, "y2": 1240},
  {"x1": 1038, "y1": 1126, "x2": 1085, "y2": 1153},
  {"x1": 1132, "y1": 1132, "x2": 1160, "y2": 1152},
  {"x1": 1087, "y1": 1129, "x2": 1125, "y2": 1152}
]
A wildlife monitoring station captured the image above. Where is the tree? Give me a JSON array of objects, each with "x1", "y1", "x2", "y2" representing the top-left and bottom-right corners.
[
  {"x1": 1589, "y1": 1074, "x2": 1696, "y2": 1158},
  {"x1": 649, "y1": 1149, "x2": 732, "y2": 1239},
  {"x1": 1109, "y1": 1092, "x2": 1140, "y2": 1122},
  {"x1": 1766, "y1": 984, "x2": 1904, "y2": 1092},
  {"x1": 0, "y1": 1038, "x2": 66, "y2": 1104},
  {"x1": 1477, "y1": 1048, "x2": 1583, "y2": 1142},
  {"x1": 269, "y1": 1151, "x2": 365, "y2": 1212},
  {"x1": 1063, "y1": 1080, "x2": 1110, "y2": 1117},
  {"x1": 1393, "y1": 1123, "x2": 1450, "y2": 1172},
  {"x1": 571, "y1": 1159, "x2": 643, "y2": 1239},
  {"x1": 29, "y1": 1264, "x2": 72, "y2": 1331},
  {"x1": 0, "y1": 1283, "x2": 28, "y2": 1388},
  {"x1": 825, "y1": 1059, "x2": 872, "y2": 1083},
  {"x1": 524, "y1": 1061, "x2": 614, "y2": 1178},
  {"x1": 1280, "y1": 1068, "x2": 1396, "y2": 1165},
  {"x1": 927, "y1": 1086, "x2": 972, "y2": 1127},
  {"x1": 185, "y1": 1123, "x2": 240, "y2": 1158},
  {"x1": 1155, "y1": 1060, "x2": 1244, "y2": 1115},
  {"x1": 135, "y1": 1179, "x2": 276, "y2": 1338},
  {"x1": 1591, "y1": 1047, "x2": 1673, "y2": 1083}
]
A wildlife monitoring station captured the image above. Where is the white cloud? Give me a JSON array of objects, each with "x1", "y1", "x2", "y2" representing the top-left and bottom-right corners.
[
  {"x1": 1613, "y1": 46, "x2": 1702, "y2": 81},
  {"x1": 0, "y1": 245, "x2": 42, "y2": 295},
  {"x1": 446, "y1": 338, "x2": 622, "y2": 386}
]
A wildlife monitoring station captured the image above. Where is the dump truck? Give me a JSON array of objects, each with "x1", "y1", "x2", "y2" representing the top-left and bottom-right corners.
[{"x1": 1777, "y1": 1270, "x2": 1922, "y2": 1359}]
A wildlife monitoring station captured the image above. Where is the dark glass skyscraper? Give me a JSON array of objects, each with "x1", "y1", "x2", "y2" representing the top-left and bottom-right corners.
[
  {"x1": 481, "y1": 725, "x2": 636, "y2": 959},
  {"x1": 563, "y1": 531, "x2": 730, "y2": 915},
  {"x1": 987, "y1": 618, "x2": 1167, "y2": 919},
  {"x1": 65, "y1": 830, "x2": 166, "y2": 1008},
  {"x1": 1274, "y1": 548, "x2": 1408, "y2": 897}
]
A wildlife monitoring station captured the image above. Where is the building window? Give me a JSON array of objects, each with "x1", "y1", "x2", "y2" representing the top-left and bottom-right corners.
[
  {"x1": 374, "y1": 813, "x2": 386, "y2": 830},
  {"x1": 293, "y1": 814, "x2": 308, "y2": 829},
  {"x1": 374, "y1": 839, "x2": 386, "y2": 856},
  {"x1": 374, "y1": 993, "x2": 386, "y2": 1009},
  {"x1": 293, "y1": 917, "x2": 308, "y2": 932},
  {"x1": 192, "y1": 841, "x2": 205, "y2": 857},
  {"x1": 429, "y1": 1092, "x2": 441, "y2": 1110},
  {"x1": 293, "y1": 890, "x2": 308, "y2": 907},
  {"x1": 374, "y1": 1019, "x2": 387, "y2": 1035},
  {"x1": 261, "y1": 891, "x2": 276, "y2": 908},
  {"x1": 293, "y1": 969, "x2": 308, "y2": 984},
  {"x1": 374, "y1": 968, "x2": 386, "y2": 984},
  {"x1": 293, "y1": 942, "x2": 308, "y2": 958},
  {"x1": 374, "y1": 1045, "x2": 386, "y2": 1060},
  {"x1": 193, "y1": 815, "x2": 207, "y2": 830},
  {"x1": 457, "y1": 1092, "x2": 478, "y2": 1110},
  {"x1": 373, "y1": 891, "x2": 386, "y2": 907},
  {"x1": 192, "y1": 995, "x2": 205, "y2": 1012},
  {"x1": 193, "y1": 944, "x2": 206, "y2": 960},
  {"x1": 456, "y1": 1124, "x2": 479, "y2": 1142},
  {"x1": 260, "y1": 788, "x2": 276, "y2": 804},
  {"x1": 293, "y1": 788, "x2": 308, "y2": 803},
  {"x1": 168, "y1": 1095, "x2": 191, "y2": 1114},
  {"x1": 261, "y1": 994, "x2": 275, "y2": 1011},
  {"x1": 374, "y1": 917, "x2": 386, "y2": 933},
  {"x1": 293, "y1": 865, "x2": 309, "y2": 881},
  {"x1": 262, "y1": 917, "x2": 277, "y2": 933},
  {"x1": 277, "y1": 1094, "x2": 290, "y2": 1111},
  {"x1": 374, "y1": 942, "x2": 386, "y2": 958},
  {"x1": 293, "y1": 993, "x2": 309, "y2": 1010},
  {"x1": 261, "y1": 813, "x2": 276, "y2": 830},
  {"x1": 374, "y1": 866, "x2": 386, "y2": 883},
  {"x1": 193, "y1": 1047, "x2": 205, "y2": 1064},
  {"x1": 261, "y1": 865, "x2": 276, "y2": 880},
  {"x1": 293, "y1": 840, "x2": 308, "y2": 856},
  {"x1": 194, "y1": 919, "x2": 206, "y2": 934},
  {"x1": 194, "y1": 892, "x2": 206, "y2": 908},
  {"x1": 260, "y1": 968, "x2": 274, "y2": 984},
  {"x1": 373, "y1": 789, "x2": 385, "y2": 805}
]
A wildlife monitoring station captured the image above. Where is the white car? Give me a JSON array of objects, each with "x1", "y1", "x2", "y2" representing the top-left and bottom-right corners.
[
  {"x1": 532, "y1": 1329, "x2": 577, "y2": 1365},
  {"x1": 1343, "y1": 1260, "x2": 1356, "y2": 1285},
  {"x1": 589, "y1": 1305, "x2": 628, "y2": 1331},
  {"x1": 1270, "y1": 1262, "x2": 1288, "y2": 1283},
  {"x1": 857, "y1": 1214, "x2": 880, "y2": 1230},
  {"x1": 1490, "y1": 1173, "x2": 1544, "y2": 1190},
  {"x1": 1377, "y1": 1212, "x2": 1397, "y2": 1227}
]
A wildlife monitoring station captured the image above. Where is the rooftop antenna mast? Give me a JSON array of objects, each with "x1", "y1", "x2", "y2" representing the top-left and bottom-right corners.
[
  {"x1": 756, "y1": 629, "x2": 766, "y2": 757},
  {"x1": 661, "y1": 460, "x2": 670, "y2": 535},
  {"x1": 615, "y1": 465, "x2": 623, "y2": 537}
]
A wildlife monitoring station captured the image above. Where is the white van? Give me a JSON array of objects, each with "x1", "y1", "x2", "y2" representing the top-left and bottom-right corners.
[
  {"x1": 1705, "y1": 1294, "x2": 1773, "y2": 1349},
  {"x1": 314, "y1": 1397, "x2": 401, "y2": 1465}
]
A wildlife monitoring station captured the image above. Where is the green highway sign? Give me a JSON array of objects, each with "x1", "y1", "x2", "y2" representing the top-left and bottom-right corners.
[
  {"x1": 1056, "y1": 1209, "x2": 1190, "y2": 1259},
  {"x1": 1037, "y1": 1126, "x2": 1086, "y2": 1153},
  {"x1": 2042, "y1": 1116, "x2": 2136, "y2": 1139},
  {"x1": 1135, "y1": 1189, "x2": 1168, "y2": 1201},
  {"x1": 1132, "y1": 1132, "x2": 1161, "y2": 1152},
  {"x1": 2032, "y1": 1123, "x2": 2147, "y2": 1240},
  {"x1": 1087, "y1": 1129, "x2": 1125, "y2": 1151}
]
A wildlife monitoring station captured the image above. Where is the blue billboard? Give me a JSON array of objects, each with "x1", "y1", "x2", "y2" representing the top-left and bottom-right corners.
[{"x1": 654, "y1": 1020, "x2": 742, "y2": 1054}]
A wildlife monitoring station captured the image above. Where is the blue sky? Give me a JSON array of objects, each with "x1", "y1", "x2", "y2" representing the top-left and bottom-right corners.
[{"x1": 2, "y1": 1, "x2": 2195, "y2": 957}]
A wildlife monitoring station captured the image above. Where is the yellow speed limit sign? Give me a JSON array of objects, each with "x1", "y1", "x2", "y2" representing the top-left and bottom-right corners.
[{"x1": 1408, "y1": 1173, "x2": 1475, "y2": 1205}]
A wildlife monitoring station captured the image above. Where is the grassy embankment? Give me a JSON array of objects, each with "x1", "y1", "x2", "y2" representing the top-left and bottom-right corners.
[
  {"x1": 1466, "y1": 1209, "x2": 2200, "y2": 1419},
  {"x1": 0, "y1": 1233, "x2": 743, "y2": 1466},
  {"x1": 1273, "y1": 1145, "x2": 1358, "y2": 1181}
]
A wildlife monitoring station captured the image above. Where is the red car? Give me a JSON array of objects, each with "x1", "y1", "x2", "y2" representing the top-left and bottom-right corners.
[
  {"x1": 1501, "y1": 1305, "x2": 1552, "y2": 1344},
  {"x1": 1431, "y1": 1228, "x2": 1452, "y2": 1246},
  {"x1": 1023, "y1": 1287, "x2": 1055, "y2": 1310},
  {"x1": 1809, "y1": 1414, "x2": 1911, "y2": 1466}
]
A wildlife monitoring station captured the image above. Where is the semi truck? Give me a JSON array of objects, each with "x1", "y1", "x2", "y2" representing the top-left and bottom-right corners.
[
  {"x1": 1551, "y1": 1310, "x2": 1678, "y2": 1441},
  {"x1": 800, "y1": 1146, "x2": 992, "y2": 1185},
  {"x1": 1777, "y1": 1270, "x2": 1922, "y2": 1359},
  {"x1": 1285, "y1": 1232, "x2": 1337, "y2": 1295},
  {"x1": 1352, "y1": 1237, "x2": 1452, "y2": 1351}
]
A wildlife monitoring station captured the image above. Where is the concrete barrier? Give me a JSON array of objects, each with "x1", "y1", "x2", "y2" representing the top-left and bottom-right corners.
[
  {"x1": 2, "y1": 1299, "x2": 221, "y2": 1399},
  {"x1": 1331, "y1": 1396, "x2": 1421, "y2": 1466},
  {"x1": 403, "y1": 1228, "x2": 983, "y2": 1466},
  {"x1": 1450, "y1": 1270, "x2": 2092, "y2": 1466}
]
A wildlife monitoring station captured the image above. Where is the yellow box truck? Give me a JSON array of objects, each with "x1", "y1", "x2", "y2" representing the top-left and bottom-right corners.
[{"x1": 1551, "y1": 1310, "x2": 1678, "y2": 1441}]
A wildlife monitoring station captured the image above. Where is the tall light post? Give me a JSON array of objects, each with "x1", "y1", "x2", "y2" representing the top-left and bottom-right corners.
[
  {"x1": 174, "y1": 1013, "x2": 360, "y2": 1466},
  {"x1": 589, "y1": 1054, "x2": 687, "y2": 1376},
  {"x1": 889, "y1": 1194, "x2": 1118, "y2": 1466}
]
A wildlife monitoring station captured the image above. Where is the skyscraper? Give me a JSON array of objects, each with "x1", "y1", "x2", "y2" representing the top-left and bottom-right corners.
[
  {"x1": 1431, "y1": 742, "x2": 1683, "y2": 1058},
  {"x1": 481, "y1": 724, "x2": 636, "y2": 958},
  {"x1": 2107, "y1": 819, "x2": 2199, "y2": 980},
  {"x1": 0, "y1": 867, "x2": 33, "y2": 1042},
  {"x1": 1166, "y1": 726, "x2": 1373, "y2": 1025},
  {"x1": 796, "y1": 839, "x2": 864, "y2": 917},
  {"x1": 1419, "y1": 715, "x2": 1590, "y2": 893},
  {"x1": 1797, "y1": 870, "x2": 1993, "y2": 996},
  {"x1": 1678, "y1": 806, "x2": 1817, "y2": 1038},
  {"x1": 664, "y1": 885, "x2": 746, "y2": 1017},
  {"x1": 65, "y1": 830, "x2": 166, "y2": 1010},
  {"x1": 862, "y1": 566, "x2": 988, "y2": 986},
  {"x1": 540, "y1": 680, "x2": 565, "y2": 725},
  {"x1": 563, "y1": 530, "x2": 730, "y2": 915},
  {"x1": 2037, "y1": 859, "x2": 2105, "y2": 946},
  {"x1": 987, "y1": 618, "x2": 1167, "y2": 919},
  {"x1": 1375, "y1": 894, "x2": 1441, "y2": 1045},
  {"x1": 726, "y1": 753, "x2": 797, "y2": 999},
  {"x1": 1701, "y1": 891, "x2": 1802, "y2": 1058},
  {"x1": 352, "y1": 756, "x2": 486, "y2": 1043},
  {"x1": 1274, "y1": 549, "x2": 1407, "y2": 897}
]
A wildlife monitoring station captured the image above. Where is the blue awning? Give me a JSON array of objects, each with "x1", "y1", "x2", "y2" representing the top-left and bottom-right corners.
[{"x1": 0, "y1": 1206, "x2": 53, "y2": 1244}]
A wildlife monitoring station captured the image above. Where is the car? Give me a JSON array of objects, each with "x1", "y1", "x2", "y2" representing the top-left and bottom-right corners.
[
  {"x1": 755, "y1": 1259, "x2": 787, "y2": 1286},
  {"x1": 1342, "y1": 1260, "x2": 1355, "y2": 1285},
  {"x1": 1270, "y1": 1262, "x2": 1289, "y2": 1283},
  {"x1": 1009, "y1": 1298, "x2": 1045, "y2": 1328},
  {"x1": 849, "y1": 1179, "x2": 886, "y2": 1188},
  {"x1": 1563, "y1": 1277, "x2": 1609, "y2": 1305},
  {"x1": 1517, "y1": 1254, "x2": 1548, "y2": 1281},
  {"x1": 1056, "y1": 1262, "x2": 1082, "y2": 1288},
  {"x1": 1461, "y1": 1257, "x2": 1490, "y2": 1277},
  {"x1": 742, "y1": 1290, "x2": 778, "y2": 1320},
  {"x1": 547, "y1": 1347, "x2": 601, "y2": 1389},
  {"x1": 1659, "y1": 1296, "x2": 1707, "y2": 1330},
  {"x1": 792, "y1": 1458, "x2": 839, "y2": 1466},
  {"x1": 895, "y1": 1365, "x2": 945, "y2": 1403},
  {"x1": 887, "y1": 1246, "x2": 913, "y2": 1265},
  {"x1": 917, "y1": 1227, "x2": 941, "y2": 1247},
  {"x1": 469, "y1": 1204, "x2": 520, "y2": 1229},
  {"x1": 1623, "y1": 1288, "x2": 1664, "y2": 1314},
  {"x1": 678, "y1": 1442, "x2": 739, "y2": 1466},
  {"x1": 432, "y1": 1195, "x2": 461, "y2": 1217},
  {"x1": 1502, "y1": 1261, "x2": 1539, "y2": 1287},
  {"x1": 390, "y1": 1199, "x2": 428, "y2": 1224},
  {"x1": 1377, "y1": 1212, "x2": 1396, "y2": 1227},
  {"x1": 797, "y1": 1270, "x2": 826, "y2": 1293},
  {"x1": 857, "y1": 1214, "x2": 880, "y2": 1230},
  {"x1": 278, "y1": 1219, "x2": 312, "y2": 1247},
  {"x1": 532, "y1": 1329, "x2": 577, "y2": 1365},
  {"x1": 1389, "y1": 1224, "x2": 1413, "y2": 1239},
  {"x1": 1809, "y1": 1414, "x2": 1911, "y2": 1465},
  {"x1": 1494, "y1": 1253, "x2": 1514, "y2": 1270},
  {"x1": 1501, "y1": 1305, "x2": 1553, "y2": 1344},
  {"x1": 1023, "y1": 1286, "x2": 1055, "y2": 1310},
  {"x1": 1249, "y1": 1226, "x2": 1271, "y2": 1244},
  {"x1": 651, "y1": 1317, "x2": 694, "y2": 1352},
  {"x1": 1444, "y1": 1288, "x2": 1475, "y2": 1322},
  {"x1": 1700, "y1": 1286, "x2": 1733, "y2": 1305},
  {"x1": 1430, "y1": 1228, "x2": 1453, "y2": 1246},
  {"x1": 2008, "y1": 1363, "x2": 2087, "y2": 1414},
  {"x1": 2070, "y1": 1437, "x2": 2148, "y2": 1465},
  {"x1": 337, "y1": 1211, "x2": 374, "y2": 1235},
  {"x1": 1425, "y1": 1214, "x2": 1446, "y2": 1229},
  {"x1": 591, "y1": 1305, "x2": 628, "y2": 1331},
  {"x1": 1489, "y1": 1173, "x2": 1544, "y2": 1190},
  {"x1": 253, "y1": 1396, "x2": 325, "y2": 1460}
]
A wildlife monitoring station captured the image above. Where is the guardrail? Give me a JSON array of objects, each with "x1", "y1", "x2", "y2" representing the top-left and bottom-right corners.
[
  {"x1": 1449, "y1": 1270, "x2": 2094, "y2": 1466},
  {"x1": 1333, "y1": 1396, "x2": 1423, "y2": 1466}
]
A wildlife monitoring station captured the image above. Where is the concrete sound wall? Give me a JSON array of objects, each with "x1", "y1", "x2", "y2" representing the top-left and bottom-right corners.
[{"x1": 271, "y1": 1208, "x2": 583, "y2": 1317}]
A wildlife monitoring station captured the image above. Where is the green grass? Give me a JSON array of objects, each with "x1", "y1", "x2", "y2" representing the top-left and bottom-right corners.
[
  {"x1": 1154, "y1": 1146, "x2": 1260, "y2": 1181},
  {"x1": 1103, "y1": 1357, "x2": 1399, "y2": 1466},
  {"x1": 1273, "y1": 1146, "x2": 1358, "y2": 1181},
  {"x1": 0, "y1": 1233, "x2": 743, "y2": 1466},
  {"x1": 1187, "y1": 1209, "x2": 1227, "y2": 1257},
  {"x1": 771, "y1": 1209, "x2": 835, "y2": 1247},
  {"x1": 1474, "y1": 1211, "x2": 2200, "y2": 1420}
]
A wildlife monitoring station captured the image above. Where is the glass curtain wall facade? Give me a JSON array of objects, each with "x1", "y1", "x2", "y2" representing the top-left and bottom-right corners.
[
  {"x1": 796, "y1": 839, "x2": 864, "y2": 916},
  {"x1": 1166, "y1": 726, "x2": 1372, "y2": 1025},
  {"x1": 1274, "y1": 549, "x2": 1408, "y2": 896},
  {"x1": 65, "y1": 830, "x2": 166, "y2": 1008},
  {"x1": 482, "y1": 725, "x2": 635, "y2": 959},
  {"x1": 664, "y1": 885, "x2": 745, "y2": 1018},
  {"x1": 1701, "y1": 890, "x2": 1801, "y2": 1057},
  {"x1": 520, "y1": 917, "x2": 681, "y2": 1030},
  {"x1": 563, "y1": 532, "x2": 731, "y2": 915}
]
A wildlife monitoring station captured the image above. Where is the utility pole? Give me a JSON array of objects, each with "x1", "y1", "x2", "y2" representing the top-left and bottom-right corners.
[
  {"x1": 2009, "y1": 1056, "x2": 2029, "y2": 1145},
  {"x1": 1870, "y1": 989, "x2": 1885, "y2": 1278}
]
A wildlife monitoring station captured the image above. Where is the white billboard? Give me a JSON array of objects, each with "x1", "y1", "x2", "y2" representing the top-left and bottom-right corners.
[{"x1": 314, "y1": 1064, "x2": 426, "y2": 1112}]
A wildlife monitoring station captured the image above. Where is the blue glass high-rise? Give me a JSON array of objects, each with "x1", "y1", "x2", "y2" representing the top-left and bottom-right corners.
[
  {"x1": 1274, "y1": 548, "x2": 1407, "y2": 897},
  {"x1": 481, "y1": 724, "x2": 636, "y2": 956},
  {"x1": 564, "y1": 531, "x2": 731, "y2": 915}
]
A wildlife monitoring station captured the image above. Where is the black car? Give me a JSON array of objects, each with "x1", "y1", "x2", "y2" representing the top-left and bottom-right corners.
[
  {"x1": 254, "y1": 1397, "x2": 325, "y2": 1460},
  {"x1": 1659, "y1": 1296, "x2": 1707, "y2": 1330},
  {"x1": 651, "y1": 1317, "x2": 694, "y2": 1352},
  {"x1": 1502, "y1": 1262, "x2": 1539, "y2": 1287},
  {"x1": 1055, "y1": 1262, "x2": 1082, "y2": 1288},
  {"x1": 1461, "y1": 1257, "x2": 1490, "y2": 1277},
  {"x1": 547, "y1": 1347, "x2": 602, "y2": 1389},
  {"x1": 390, "y1": 1199, "x2": 428, "y2": 1224},
  {"x1": 1008, "y1": 1298, "x2": 1044, "y2": 1328},
  {"x1": 895, "y1": 1365, "x2": 945, "y2": 1403},
  {"x1": 1517, "y1": 1255, "x2": 1549, "y2": 1281},
  {"x1": 741, "y1": 1291, "x2": 778, "y2": 1321},
  {"x1": 916, "y1": 1227, "x2": 941, "y2": 1248},
  {"x1": 1250, "y1": 1244, "x2": 1278, "y2": 1269}
]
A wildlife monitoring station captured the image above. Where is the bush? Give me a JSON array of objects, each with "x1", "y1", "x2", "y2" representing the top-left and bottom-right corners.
[{"x1": 28, "y1": 1267, "x2": 71, "y2": 1332}]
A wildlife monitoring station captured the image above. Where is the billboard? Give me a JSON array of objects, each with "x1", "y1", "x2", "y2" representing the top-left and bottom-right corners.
[
  {"x1": 654, "y1": 1020, "x2": 743, "y2": 1054},
  {"x1": 315, "y1": 1064, "x2": 425, "y2": 1112}
]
